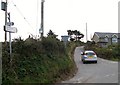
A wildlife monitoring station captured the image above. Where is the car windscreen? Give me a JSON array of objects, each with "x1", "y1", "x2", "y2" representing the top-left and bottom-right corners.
[{"x1": 85, "y1": 52, "x2": 95, "y2": 55}]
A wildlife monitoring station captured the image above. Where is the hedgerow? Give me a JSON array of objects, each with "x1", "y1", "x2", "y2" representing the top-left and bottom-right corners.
[
  {"x1": 2, "y1": 36, "x2": 76, "y2": 84},
  {"x1": 85, "y1": 41, "x2": 120, "y2": 61}
]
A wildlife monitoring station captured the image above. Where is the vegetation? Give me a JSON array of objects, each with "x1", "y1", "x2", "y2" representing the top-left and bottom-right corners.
[
  {"x1": 2, "y1": 30, "x2": 80, "y2": 84},
  {"x1": 67, "y1": 30, "x2": 84, "y2": 41},
  {"x1": 47, "y1": 29, "x2": 58, "y2": 38},
  {"x1": 85, "y1": 41, "x2": 120, "y2": 61}
]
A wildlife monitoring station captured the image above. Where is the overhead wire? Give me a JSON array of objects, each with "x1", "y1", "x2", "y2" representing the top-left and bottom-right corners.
[{"x1": 10, "y1": 0, "x2": 35, "y2": 32}]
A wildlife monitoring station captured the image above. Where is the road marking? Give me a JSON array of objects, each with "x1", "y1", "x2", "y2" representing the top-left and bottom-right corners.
[
  {"x1": 77, "y1": 81, "x2": 82, "y2": 83},
  {"x1": 104, "y1": 74, "x2": 117, "y2": 78},
  {"x1": 111, "y1": 74, "x2": 116, "y2": 76},
  {"x1": 76, "y1": 77, "x2": 83, "y2": 83},
  {"x1": 108, "y1": 61, "x2": 118, "y2": 64},
  {"x1": 105, "y1": 75, "x2": 110, "y2": 77}
]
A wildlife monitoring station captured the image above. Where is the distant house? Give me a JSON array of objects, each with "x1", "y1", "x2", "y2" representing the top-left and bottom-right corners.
[{"x1": 92, "y1": 32, "x2": 120, "y2": 47}]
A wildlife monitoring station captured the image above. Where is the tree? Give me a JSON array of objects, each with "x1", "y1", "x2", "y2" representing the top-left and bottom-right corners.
[
  {"x1": 77, "y1": 32, "x2": 84, "y2": 40},
  {"x1": 67, "y1": 30, "x2": 73, "y2": 39},
  {"x1": 47, "y1": 30, "x2": 58, "y2": 38},
  {"x1": 67, "y1": 30, "x2": 73, "y2": 36},
  {"x1": 67, "y1": 30, "x2": 84, "y2": 41}
]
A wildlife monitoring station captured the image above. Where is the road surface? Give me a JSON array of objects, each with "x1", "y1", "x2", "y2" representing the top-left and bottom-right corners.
[{"x1": 62, "y1": 46, "x2": 118, "y2": 83}]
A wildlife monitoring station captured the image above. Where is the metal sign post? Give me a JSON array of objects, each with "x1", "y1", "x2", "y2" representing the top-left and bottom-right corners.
[
  {"x1": 9, "y1": 31, "x2": 11, "y2": 57},
  {"x1": 8, "y1": 12, "x2": 12, "y2": 58},
  {"x1": 6, "y1": 13, "x2": 17, "y2": 62}
]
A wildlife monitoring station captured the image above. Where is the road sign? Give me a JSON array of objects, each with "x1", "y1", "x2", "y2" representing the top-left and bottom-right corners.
[
  {"x1": 5, "y1": 26, "x2": 17, "y2": 33},
  {"x1": 6, "y1": 22, "x2": 14, "y2": 26},
  {"x1": 61, "y1": 35, "x2": 69, "y2": 42},
  {"x1": 1, "y1": 2, "x2": 6, "y2": 11}
]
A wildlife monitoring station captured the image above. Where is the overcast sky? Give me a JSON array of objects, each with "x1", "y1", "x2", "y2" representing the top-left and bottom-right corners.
[{"x1": 0, "y1": 0, "x2": 119, "y2": 42}]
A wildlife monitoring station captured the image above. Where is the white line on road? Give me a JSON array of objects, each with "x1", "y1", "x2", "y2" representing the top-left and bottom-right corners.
[
  {"x1": 76, "y1": 77, "x2": 83, "y2": 83},
  {"x1": 105, "y1": 75, "x2": 110, "y2": 77}
]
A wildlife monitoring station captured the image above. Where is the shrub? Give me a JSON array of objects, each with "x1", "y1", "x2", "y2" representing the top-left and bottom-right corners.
[
  {"x1": 2, "y1": 36, "x2": 75, "y2": 84},
  {"x1": 85, "y1": 43, "x2": 120, "y2": 61}
]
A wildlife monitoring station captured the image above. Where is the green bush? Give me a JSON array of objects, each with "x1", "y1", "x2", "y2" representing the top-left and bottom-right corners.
[
  {"x1": 85, "y1": 42, "x2": 120, "y2": 61},
  {"x1": 2, "y1": 37, "x2": 76, "y2": 84}
]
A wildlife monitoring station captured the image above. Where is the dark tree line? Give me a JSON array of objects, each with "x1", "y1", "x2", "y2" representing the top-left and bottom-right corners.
[{"x1": 67, "y1": 30, "x2": 84, "y2": 41}]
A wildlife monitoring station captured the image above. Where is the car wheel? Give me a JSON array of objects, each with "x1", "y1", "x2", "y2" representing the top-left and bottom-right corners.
[
  {"x1": 83, "y1": 61, "x2": 86, "y2": 64},
  {"x1": 95, "y1": 61, "x2": 97, "y2": 63},
  {"x1": 82, "y1": 59, "x2": 83, "y2": 61}
]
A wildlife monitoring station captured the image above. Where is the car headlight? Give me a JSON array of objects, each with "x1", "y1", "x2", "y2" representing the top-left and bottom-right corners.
[{"x1": 94, "y1": 55, "x2": 97, "y2": 58}]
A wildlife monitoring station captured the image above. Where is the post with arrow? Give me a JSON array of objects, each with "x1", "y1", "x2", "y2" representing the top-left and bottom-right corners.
[{"x1": 6, "y1": 12, "x2": 17, "y2": 64}]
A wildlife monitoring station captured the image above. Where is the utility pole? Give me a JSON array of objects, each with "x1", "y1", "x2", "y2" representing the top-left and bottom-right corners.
[
  {"x1": 86, "y1": 23, "x2": 88, "y2": 42},
  {"x1": 40, "y1": 0, "x2": 45, "y2": 38},
  {"x1": 5, "y1": 0, "x2": 8, "y2": 44},
  {"x1": 1, "y1": 0, "x2": 8, "y2": 43},
  {"x1": 1, "y1": 0, "x2": 17, "y2": 67}
]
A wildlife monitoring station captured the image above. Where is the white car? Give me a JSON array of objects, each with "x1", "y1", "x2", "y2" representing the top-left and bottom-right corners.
[{"x1": 81, "y1": 50, "x2": 97, "y2": 64}]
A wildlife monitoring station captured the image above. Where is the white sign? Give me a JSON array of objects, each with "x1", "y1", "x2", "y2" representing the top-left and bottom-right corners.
[
  {"x1": 5, "y1": 26, "x2": 17, "y2": 33},
  {"x1": 61, "y1": 35, "x2": 69, "y2": 42}
]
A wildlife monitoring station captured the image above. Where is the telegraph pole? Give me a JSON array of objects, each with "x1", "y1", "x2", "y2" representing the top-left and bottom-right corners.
[
  {"x1": 40, "y1": 0, "x2": 45, "y2": 38},
  {"x1": 86, "y1": 23, "x2": 88, "y2": 42},
  {"x1": 5, "y1": 0, "x2": 8, "y2": 44},
  {"x1": 1, "y1": 0, "x2": 8, "y2": 43}
]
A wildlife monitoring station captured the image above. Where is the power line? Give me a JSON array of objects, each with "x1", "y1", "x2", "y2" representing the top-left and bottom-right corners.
[{"x1": 10, "y1": 0, "x2": 35, "y2": 31}]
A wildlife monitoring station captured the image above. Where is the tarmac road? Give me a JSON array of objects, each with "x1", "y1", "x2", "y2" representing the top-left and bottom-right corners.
[{"x1": 62, "y1": 46, "x2": 118, "y2": 83}]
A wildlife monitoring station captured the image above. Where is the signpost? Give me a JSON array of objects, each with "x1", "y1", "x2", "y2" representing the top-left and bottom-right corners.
[
  {"x1": 5, "y1": 26, "x2": 17, "y2": 33},
  {"x1": 5, "y1": 12, "x2": 17, "y2": 63},
  {"x1": 6, "y1": 21, "x2": 17, "y2": 61},
  {"x1": 6, "y1": 22, "x2": 14, "y2": 26},
  {"x1": 1, "y1": 0, "x2": 18, "y2": 72}
]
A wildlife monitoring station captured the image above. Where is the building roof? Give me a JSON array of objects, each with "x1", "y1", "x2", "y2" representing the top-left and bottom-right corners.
[{"x1": 95, "y1": 32, "x2": 120, "y2": 38}]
